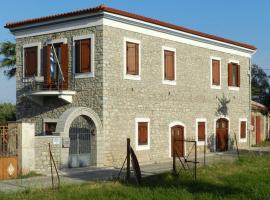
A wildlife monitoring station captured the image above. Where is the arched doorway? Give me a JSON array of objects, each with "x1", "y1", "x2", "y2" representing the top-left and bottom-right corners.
[
  {"x1": 68, "y1": 115, "x2": 96, "y2": 168},
  {"x1": 171, "y1": 125, "x2": 184, "y2": 157},
  {"x1": 216, "y1": 118, "x2": 229, "y2": 152}
]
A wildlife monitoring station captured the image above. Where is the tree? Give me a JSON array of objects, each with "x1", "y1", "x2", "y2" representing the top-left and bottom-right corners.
[
  {"x1": 0, "y1": 103, "x2": 16, "y2": 123},
  {"x1": 251, "y1": 64, "x2": 270, "y2": 108},
  {"x1": 0, "y1": 41, "x2": 16, "y2": 78}
]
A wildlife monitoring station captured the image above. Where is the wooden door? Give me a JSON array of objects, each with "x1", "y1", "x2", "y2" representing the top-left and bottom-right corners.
[
  {"x1": 171, "y1": 125, "x2": 184, "y2": 157},
  {"x1": 216, "y1": 118, "x2": 228, "y2": 152},
  {"x1": 256, "y1": 116, "x2": 261, "y2": 144}
]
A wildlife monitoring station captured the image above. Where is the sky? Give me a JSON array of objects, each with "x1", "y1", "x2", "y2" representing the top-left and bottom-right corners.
[{"x1": 0, "y1": 0, "x2": 269, "y2": 103}]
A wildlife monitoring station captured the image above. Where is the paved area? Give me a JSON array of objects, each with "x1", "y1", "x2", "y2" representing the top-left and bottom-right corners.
[
  {"x1": 0, "y1": 151, "x2": 238, "y2": 193},
  {"x1": 239, "y1": 146, "x2": 270, "y2": 155}
]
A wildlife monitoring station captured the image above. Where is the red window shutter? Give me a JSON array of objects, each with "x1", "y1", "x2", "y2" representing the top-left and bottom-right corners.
[
  {"x1": 212, "y1": 60, "x2": 220, "y2": 85},
  {"x1": 237, "y1": 64, "x2": 240, "y2": 87},
  {"x1": 24, "y1": 47, "x2": 38, "y2": 77},
  {"x1": 228, "y1": 63, "x2": 233, "y2": 86},
  {"x1": 126, "y1": 42, "x2": 139, "y2": 75},
  {"x1": 80, "y1": 39, "x2": 91, "y2": 73},
  {"x1": 75, "y1": 40, "x2": 81, "y2": 73},
  {"x1": 138, "y1": 122, "x2": 148, "y2": 145},
  {"x1": 43, "y1": 45, "x2": 51, "y2": 88},
  {"x1": 60, "y1": 43, "x2": 69, "y2": 90},
  {"x1": 164, "y1": 50, "x2": 175, "y2": 80},
  {"x1": 240, "y1": 121, "x2": 246, "y2": 139},
  {"x1": 198, "y1": 122, "x2": 205, "y2": 141}
]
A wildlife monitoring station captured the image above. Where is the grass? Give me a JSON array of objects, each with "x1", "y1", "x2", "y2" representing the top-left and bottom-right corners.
[
  {"x1": 1, "y1": 155, "x2": 270, "y2": 200},
  {"x1": 251, "y1": 140, "x2": 270, "y2": 147},
  {"x1": 16, "y1": 171, "x2": 42, "y2": 179}
]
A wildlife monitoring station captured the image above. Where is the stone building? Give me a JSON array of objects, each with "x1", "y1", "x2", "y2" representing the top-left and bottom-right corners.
[{"x1": 5, "y1": 5, "x2": 256, "y2": 173}]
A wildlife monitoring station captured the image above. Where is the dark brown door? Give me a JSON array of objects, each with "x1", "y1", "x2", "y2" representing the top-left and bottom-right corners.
[
  {"x1": 256, "y1": 116, "x2": 261, "y2": 144},
  {"x1": 171, "y1": 125, "x2": 184, "y2": 157},
  {"x1": 216, "y1": 118, "x2": 228, "y2": 152}
]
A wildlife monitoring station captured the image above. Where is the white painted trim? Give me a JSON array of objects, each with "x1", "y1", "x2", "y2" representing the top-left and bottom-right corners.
[
  {"x1": 162, "y1": 46, "x2": 176, "y2": 85},
  {"x1": 228, "y1": 86, "x2": 240, "y2": 91},
  {"x1": 123, "y1": 37, "x2": 141, "y2": 80},
  {"x1": 229, "y1": 59, "x2": 240, "y2": 64},
  {"x1": 72, "y1": 34, "x2": 95, "y2": 78},
  {"x1": 43, "y1": 118, "x2": 58, "y2": 136},
  {"x1": 210, "y1": 56, "x2": 221, "y2": 89},
  {"x1": 239, "y1": 118, "x2": 247, "y2": 143},
  {"x1": 168, "y1": 121, "x2": 186, "y2": 158},
  {"x1": 135, "y1": 118, "x2": 150, "y2": 151},
  {"x1": 213, "y1": 116, "x2": 230, "y2": 152},
  {"x1": 46, "y1": 38, "x2": 67, "y2": 44},
  {"x1": 195, "y1": 118, "x2": 207, "y2": 146},
  {"x1": 22, "y1": 42, "x2": 42, "y2": 82}
]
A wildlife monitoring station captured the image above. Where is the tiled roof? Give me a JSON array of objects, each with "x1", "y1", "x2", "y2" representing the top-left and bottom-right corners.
[{"x1": 5, "y1": 4, "x2": 256, "y2": 51}]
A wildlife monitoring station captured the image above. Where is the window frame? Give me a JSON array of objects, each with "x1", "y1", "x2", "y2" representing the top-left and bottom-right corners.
[
  {"x1": 135, "y1": 118, "x2": 150, "y2": 151},
  {"x1": 123, "y1": 37, "x2": 141, "y2": 80},
  {"x1": 228, "y1": 59, "x2": 240, "y2": 91},
  {"x1": 210, "y1": 57, "x2": 221, "y2": 89},
  {"x1": 22, "y1": 42, "x2": 42, "y2": 82},
  {"x1": 43, "y1": 118, "x2": 58, "y2": 136},
  {"x1": 239, "y1": 118, "x2": 247, "y2": 143},
  {"x1": 73, "y1": 34, "x2": 95, "y2": 79},
  {"x1": 162, "y1": 46, "x2": 176, "y2": 85},
  {"x1": 196, "y1": 118, "x2": 207, "y2": 146}
]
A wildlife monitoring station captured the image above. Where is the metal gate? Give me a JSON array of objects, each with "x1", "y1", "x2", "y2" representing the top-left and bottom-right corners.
[
  {"x1": 68, "y1": 116, "x2": 93, "y2": 168},
  {"x1": 0, "y1": 123, "x2": 18, "y2": 180}
]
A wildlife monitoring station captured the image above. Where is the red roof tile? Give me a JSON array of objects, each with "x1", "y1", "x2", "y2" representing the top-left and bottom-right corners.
[{"x1": 5, "y1": 4, "x2": 256, "y2": 51}]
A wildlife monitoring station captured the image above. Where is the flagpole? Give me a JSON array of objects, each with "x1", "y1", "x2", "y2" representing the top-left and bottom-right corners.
[{"x1": 51, "y1": 44, "x2": 64, "y2": 81}]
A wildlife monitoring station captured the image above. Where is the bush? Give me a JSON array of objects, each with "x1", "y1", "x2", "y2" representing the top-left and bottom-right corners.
[{"x1": 0, "y1": 103, "x2": 16, "y2": 123}]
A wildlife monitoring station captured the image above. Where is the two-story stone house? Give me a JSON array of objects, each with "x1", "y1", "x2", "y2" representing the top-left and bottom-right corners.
[{"x1": 5, "y1": 5, "x2": 256, "y2": 170}]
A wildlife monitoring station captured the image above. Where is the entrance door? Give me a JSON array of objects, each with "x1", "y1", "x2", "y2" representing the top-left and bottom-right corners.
[
  {"x1": 216, "y1": 118, "x2": 228, "y2": 152},
  {"x1": 256, "y1": 116, "x2": 261, "y2": 144},
  {"x1": 171, "y1": 125, "x2": 184, "y2": 157},
  {"x1": 68, "y1": 116, "x2": 93, "y2": 168}
]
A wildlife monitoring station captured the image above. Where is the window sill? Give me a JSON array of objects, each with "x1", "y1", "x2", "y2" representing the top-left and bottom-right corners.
[
  {"x1": 162, "y1": 80, "x2": 176, "y2": 85},
  {"x1": 23, "y1": 76, "x2": 44, "y2": 83},
  {"x1": 124, "y1": 74, "x2": 141, "y2": 81},
  {"x1": 228, "y1": 86, "x2": 240, "y2": 91},
  {"x1": 75, "y1": 72, "x2": 94, "y2": 79},
  {"x1": 197, "y1": 141, "x2": 207, "y2": 146},
  {"x1": 136, "y1": 145, "x2": 150, "y2": 151},
  {"x1": 239, "y1": 138, "x2": 247, "y2": 143},
  {"x1": 211, "y1": 85, "x2": 221, "y2": 90}
]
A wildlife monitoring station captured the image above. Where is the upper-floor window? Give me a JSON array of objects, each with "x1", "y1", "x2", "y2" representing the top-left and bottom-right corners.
[
  {"x1": 228, "y1": 61, "x2": 240, "y2": 88},
  {"x1": 73, "y1": 34, "x2": 94, "y2": 78},
  {"x1": 124, "y1": 38, "x2": 141, "y2": 80},
  {"x1": 23, "y1": 42, "x2": 41, "y2": 80},
  {"x1": 162, "y1": 47, "x2": 176, "y2": 85},
  {"x1": 211, "y1": 57, "x2": 221, "y2": 88}
]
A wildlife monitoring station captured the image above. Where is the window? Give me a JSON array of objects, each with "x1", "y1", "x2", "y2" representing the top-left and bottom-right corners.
[
  {"x1": 211, "y1": 57, "x2": 221, "y2": 88},
  {"x1": 228, "y1": 61, "x2": 240, "y2": 88},
  {"x1": 196, "y1": 119, "x2": 207, "y2": 145},
  {"x1": 45, "y1": 122, "x2": 57, "y2": 135},
  {"x1": 23, "y1": 43, "x2": 41, "y2": 80},
  {"x1": 135, "y1": 118, "x2": 150, "y2": 150},
  {"x1": 162, "y1": 47, "x2": 176, "y2": 85},
  {"x1": 239, "y1": 119, "x2": 247, "y2": 142},
  {"x1": 124, "y1": 38, "x2": 141, "y2": 80},
  {"x1": 73, "y1": 35, "x2": 94, "y2": 78}
]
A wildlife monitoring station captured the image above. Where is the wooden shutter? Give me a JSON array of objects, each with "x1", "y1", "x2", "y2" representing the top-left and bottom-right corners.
[
  {"x1": 126, "y1": 42, "x2": 139, "y2": 75},
  {"x1": 43, "y1": 45, "x2": 51, "y2": 89},
  {"x1": 60, "y1": 43, "x2": 69, "y2": 90},
  {"x1": 138, "y1": 122, "x2": 148, "y2": 145},
  {"x1": 237, "y1": 64, "x2": 240, "y2": 87},
  {"x1": 24, "y1": 47, "x2": 38, "y2": 77},
  {"x1": 80, "y1": 39, "x2": 91, "y2": 73},
  {"x1": 212, "y1": 60, "x2": 220, "y2": 85},
  {"x1": 251, "y1": 116, "x2": 255, "y2": 126},
  {"x1": 240, "y1": 121, "x2": 246, "y2": 139},
  {"x1": 75, "y1": 40, "x2": 81, "y2": 73},
  {"x1": 198, "y1": 122, "x2": 205, "y2": 141},
  {"x1": 228, "y1": 63, "x2": 233, "y2": 86},
  {"x1": 164, "y1": 50, "x2": 175, "y2": 80}
]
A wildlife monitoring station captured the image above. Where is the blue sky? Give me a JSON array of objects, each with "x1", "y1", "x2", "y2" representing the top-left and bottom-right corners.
[{"x1": 0, "y1": 0, "x2": 269, "y2": 103}]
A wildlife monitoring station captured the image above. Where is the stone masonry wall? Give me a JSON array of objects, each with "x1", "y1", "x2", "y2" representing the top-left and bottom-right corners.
[
  {"x1": 15, "y1": 26, "x2": 104, "y2": 135},
  {"x1": 102, "y1": 25, "x2": 251, "y2": 167}
]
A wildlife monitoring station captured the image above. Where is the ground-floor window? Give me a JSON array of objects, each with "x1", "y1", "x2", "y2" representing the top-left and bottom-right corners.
[
  {"x1": 239, "y1": 118, "x2": 247, "y2": 143},
  {"x1": 196, "y1": 118, "x2": 207, "y2": 145},
  {"x1": 43, "y1": 119, "x2": 58, "y2": 135},
  {"x1": 135, "y1": 118, "x2": 150, "y2": 150}
]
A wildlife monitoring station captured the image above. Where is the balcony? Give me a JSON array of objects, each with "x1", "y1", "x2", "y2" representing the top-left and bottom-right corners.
[{"x1": 24, "y1": 77, "x2": 76, "y2": 105}]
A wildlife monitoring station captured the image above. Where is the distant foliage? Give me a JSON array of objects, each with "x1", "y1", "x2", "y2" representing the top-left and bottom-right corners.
[
  {"x1": 0, "y1": 103, "x2": 16, "y2": 123},
  {"x1": 251, "y1": 64, "x2": 270, "y2": 108}
]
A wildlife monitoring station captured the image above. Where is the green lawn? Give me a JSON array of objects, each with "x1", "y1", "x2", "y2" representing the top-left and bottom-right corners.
[{"x1": 1, "y1": 155, "x2": 270, "y2": 200}]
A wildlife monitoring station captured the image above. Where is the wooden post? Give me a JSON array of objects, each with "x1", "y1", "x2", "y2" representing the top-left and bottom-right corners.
[
  {"x1": 204, "y1": 140, "x2": 206, "y2": 166},
  {"x1": 173, "y1": 140, "x2": 176, "y2": 173},
  {"x1": 234, "y1": 132, "x2": 240, "y2": 159},
  {"x1": 195, "y1": 141, "x2": 197, "y2": 180},
  {"x1": 126, "y1": 138, "x2": 130, "y2": 181},
  {"x1": 48, "y1": 143, "x2": 54, "y2": 189}
]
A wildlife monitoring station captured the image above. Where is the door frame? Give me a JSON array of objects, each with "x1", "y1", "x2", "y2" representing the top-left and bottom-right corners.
[
  {"x1": 214, "y1": 117, "x2": 230, "y2": 152},
  {"x1": 169, "y1": 121, "x2": 186, "y2": 158}
]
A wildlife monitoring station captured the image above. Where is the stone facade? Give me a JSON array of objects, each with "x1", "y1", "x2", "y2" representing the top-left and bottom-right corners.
[{"x1": 14, "y1": 15, "x2": 253, "y2": 172}]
